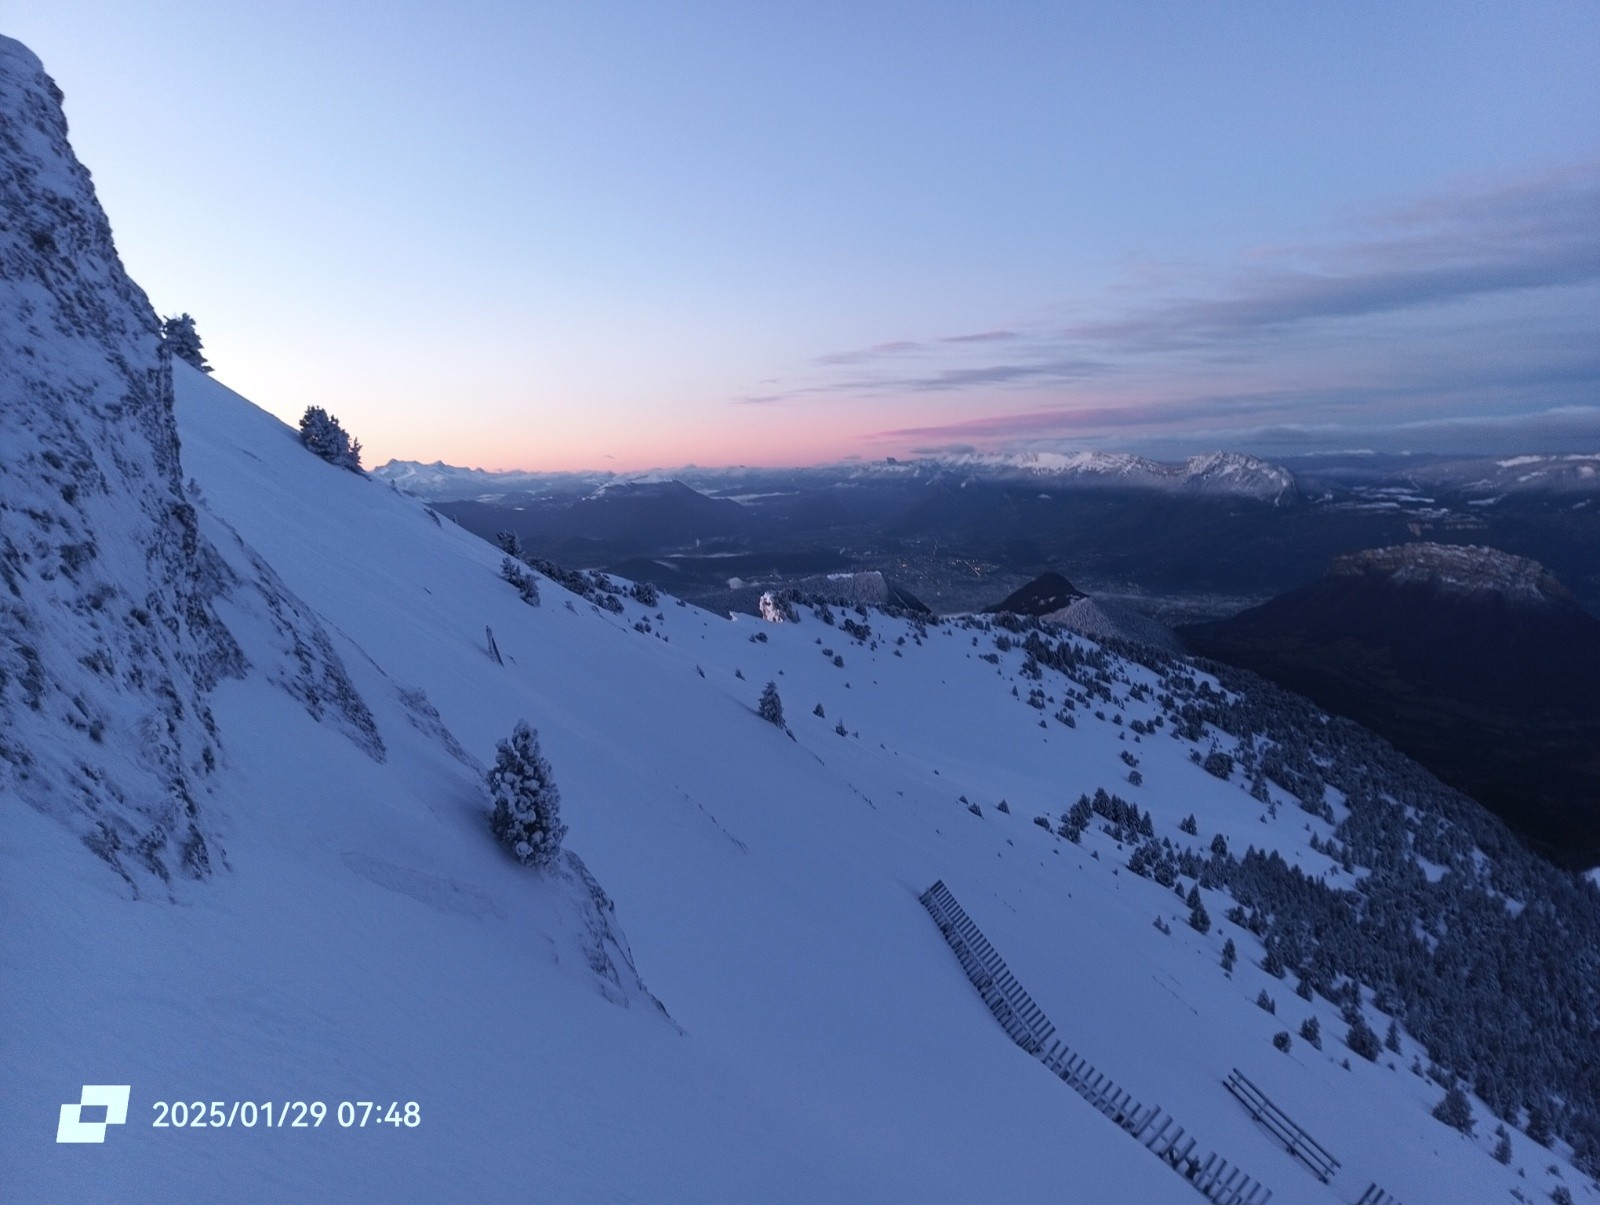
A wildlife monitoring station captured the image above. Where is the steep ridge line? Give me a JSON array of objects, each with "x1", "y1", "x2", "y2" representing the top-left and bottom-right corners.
[{"x1": 919, "y1": 881, "x2": 1273, "y2": 1205}]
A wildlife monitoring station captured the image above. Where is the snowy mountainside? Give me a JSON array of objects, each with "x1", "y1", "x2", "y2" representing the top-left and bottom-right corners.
[
  {"x1": 1044, "y1": 596, "x2": 1187, "y2": 652},
  {"x1": 6, "y1": 35, "x2": 1597, "y2": 1203},
  {"x1": 10, "y1": 362, "x2": 1593, "y2": 1201},
  {"x1": 0, "y1": 35, "x2": 239, "y2": 882},
  {"x1": 1410, "y1": 453, "x2": 1600, "y2": 497}
]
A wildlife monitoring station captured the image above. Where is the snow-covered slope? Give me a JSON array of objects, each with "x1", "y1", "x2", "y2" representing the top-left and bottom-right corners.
[
  {"x1": 8, "y1": 356, "x2": 1589, "y2": 1202},
  {"x1": 5, "y1": 36, "x2": 1596, "y2": 1205}
]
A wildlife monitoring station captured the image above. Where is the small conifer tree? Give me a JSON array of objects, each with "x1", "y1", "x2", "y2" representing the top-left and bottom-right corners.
[
  {"x1": 1300, "y1": 1016, "x2": 1322, "y2": 1049},
  {"x1": 1431, "y1": 1084, "x2": 1475, "y2": 1135},
  {"x1": 487, "y1": 721, "x2": 566, "y2": 867},
  {"x1": 1526, "y1": 1103, "x2": 1552, "y2": 1147},
  {"x1": 298, "y1": 406, "x2": 363, "y2": 472},
  {"x1": 500, "y1": 558, "x2": 541, "y2": 605},
  {"x1": 1346, "y1": 1015, "x2": 1381, "y2": 1062},
  {"x1": 161, "y1": 313, "x2": 212, "y2": 372},
  {"x1": 1221, "y1": 938, "x2": 1237, "y2": 972},
  {"x1": 758, "y1": 681, "x2": 784, "y2": 727}
]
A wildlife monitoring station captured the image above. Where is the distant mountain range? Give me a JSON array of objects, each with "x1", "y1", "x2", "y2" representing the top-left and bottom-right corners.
[
  {"x1": 379, "y1": 450, "x2": 1600, "y2": 506},
  {"x1": 1287, "y1": 451, "x2": 1600, "y2": 497},
  {"x1": 380, "y1": 451, "x2": 1600, "y2": 616},
  {"x1": 1182, "y1": 543, "x2": 1600, "y2": 868},
  {"x1": 375, "y1": 449, "x2": 1302, "y2": 505}
]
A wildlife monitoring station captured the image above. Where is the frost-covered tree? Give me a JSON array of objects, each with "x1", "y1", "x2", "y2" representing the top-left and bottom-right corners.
[
  {"x1": 1346, "y1": 1015, "x2": 1381, "y2": 1062},
  {"x1": 1221, "y1": 938, "x2": 1237, "y2": 972},
  {"x1": 1493, "y1": 1124, "x2": 1512, "y2": 1164},
  {"x1": 298, "y1": 406, "x2": 363, "y2": 472},
  {"x1": 1431, "y1": 1084, "x2": 1475, "y2": 1135},
  {"x1": 758, "y1": 681, "x2": 785, "y2": 727},
  {"x1": 494, "y1": 530, "x2": 522, "y2": 557},
  {"x1": 487, "y1": 721, "x2": 566, "y2": 867},
  {"x1": 161, "y1": 313, "x2": 211, "y2": 372},
  {"x1": 500, "y1": 558, "x2": 540, "y2": 606},
  {"x1": 1527, "y1": 1104, "x2": 1553, "y2": 1147},
  {"x1": 1256, "y1": 989, "x2": 1276, "y2": 1014},
  {"x1": 1300, "y1": 1016, "x2": 1322, "y2": 1049}
]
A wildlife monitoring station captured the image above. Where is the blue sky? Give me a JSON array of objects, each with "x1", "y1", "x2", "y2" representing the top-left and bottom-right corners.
[{"x1": 9, "y1": 1, "x2": 1599, "y2": 468}]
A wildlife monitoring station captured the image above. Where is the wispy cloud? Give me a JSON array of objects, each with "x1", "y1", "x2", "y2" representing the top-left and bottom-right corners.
[
  {"x1": 743, "y1": 160, "x2": 1600, "y2": 455},
  {"x1": 811, "y1": 339, "x2": 924, "y2": 367}
]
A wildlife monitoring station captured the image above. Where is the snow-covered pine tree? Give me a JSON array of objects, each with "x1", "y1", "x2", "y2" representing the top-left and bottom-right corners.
[
  {"x1": 500, "y1": 558, "x2": 540, "y2": 605},
  {"x1": 1493, "y1": 1124, "x2": 1512, "y2": 1164},
  {"x1": 298, "y1": 406, "x2": 364, "y2": 472},
  {"x1": 1300, "y1": 1016, "x2": 1322, "y2": 1049},
  {"x1": 1346, "y1": 1015, "x2": 1381, "y2": 1062},
  {"x1": 1431, "y1": 1084, "x2": 1475, "y2": 1135},
  {"x1": 160, "y1": 312, "x2": 211, "y2": 372},
  {"x1": 487, "y1": 721, "x2": 567, "y2": 867},
  {"x1": 758, "y1": 681, "x2": 784, "y2": 727},
  {"x1": 1527, "y1": 1104, "x2": 1553, "y2": 1147},
  {"x1": 1221, "y1": 938, "x2": 1237, "y2": 972}
]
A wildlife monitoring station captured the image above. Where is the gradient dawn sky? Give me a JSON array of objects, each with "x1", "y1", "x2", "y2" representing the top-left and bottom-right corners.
[{"x1": 9, "y1": 2, "x2": 1599, "y2": 471}]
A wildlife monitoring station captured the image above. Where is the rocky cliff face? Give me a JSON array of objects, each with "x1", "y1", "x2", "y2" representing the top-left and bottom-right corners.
[
  {"x1": 0, "y1": 36, "x2": 247, "y2": 886},
  {"x1": 1329, "y1": 542, "x2": 1576, "y2": 605}
]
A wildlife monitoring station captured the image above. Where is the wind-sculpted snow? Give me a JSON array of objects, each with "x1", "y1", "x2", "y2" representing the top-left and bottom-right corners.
[
  {"x1": 202, "y1": 519, "x2": 386, "y2": 763},
  {"x1": 0, "y1": 37, "x2": 241, "y2": 884}
]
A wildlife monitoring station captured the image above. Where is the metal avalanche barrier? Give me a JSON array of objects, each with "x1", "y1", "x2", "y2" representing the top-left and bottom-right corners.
[{"x1": 919, "y1": 879, "x2": 1273, "y2": 1205}]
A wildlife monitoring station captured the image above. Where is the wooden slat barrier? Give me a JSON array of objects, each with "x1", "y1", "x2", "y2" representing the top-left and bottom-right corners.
[
  {"x1": 1222, "y1": 1069, "x2": 1340, "y2": 1183},
  {"x1": 920, "y1": 881, "x2": 1273, "y2": 1205},
  {"x1": 1355, "y1": 1184, "x2": 1403, "y2": 1205}
]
